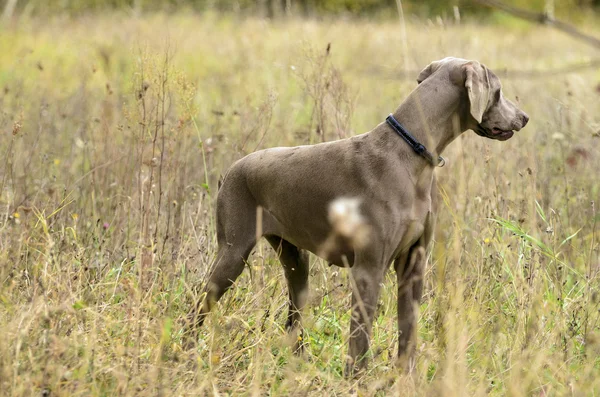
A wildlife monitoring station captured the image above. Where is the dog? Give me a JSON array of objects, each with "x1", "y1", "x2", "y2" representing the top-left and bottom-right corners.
[{"x1": 188, "y1": 57, "x2": 529, "y2": 375}]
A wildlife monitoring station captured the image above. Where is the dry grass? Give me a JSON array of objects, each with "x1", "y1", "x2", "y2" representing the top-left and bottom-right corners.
[{"x1": 0, "y1": 11, "x2": 600, "y2": 396}]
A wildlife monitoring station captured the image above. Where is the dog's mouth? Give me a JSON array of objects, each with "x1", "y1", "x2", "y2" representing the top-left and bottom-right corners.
[{"x1": 475, "y1": 125, "x2": 515, "y2": 141}]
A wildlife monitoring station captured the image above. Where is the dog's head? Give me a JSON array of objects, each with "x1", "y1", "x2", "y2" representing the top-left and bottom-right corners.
[{"x1": 417, "y1": 57, "x2": 529, "y2": 141}]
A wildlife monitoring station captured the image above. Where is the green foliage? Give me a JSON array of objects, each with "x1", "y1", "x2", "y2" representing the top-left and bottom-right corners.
[
  {"x1": 316, "y1": 0, "x2": 394, "y2": 13},
  {"x1": 9, "y1": 0, "x2": 600, "y2": 17}
]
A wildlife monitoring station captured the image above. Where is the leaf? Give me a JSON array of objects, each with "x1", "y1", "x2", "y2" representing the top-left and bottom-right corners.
[
  {"x1": 490, "y1": 216, "x2": 584, "y2": 278},
  {"x1": 560, "y1": 228, "x2": 582, "y2": 247},
  {"x1": 161, "y1": 317, "x2": 173, "y2": 344},
  {"x1": 489, "y1": 217, "x2": 552, "y2": 257},
  {"x1": 535, "y1": 200, "x2": 548, "y2": 224}
]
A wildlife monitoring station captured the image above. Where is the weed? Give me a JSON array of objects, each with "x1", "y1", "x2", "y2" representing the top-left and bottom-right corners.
[{"x1": 0, "y1": 13, "x2": 599, "y2": 396}]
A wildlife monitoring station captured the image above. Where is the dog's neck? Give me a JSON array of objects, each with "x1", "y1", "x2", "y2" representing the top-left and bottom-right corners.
[{"x1": 388, "y1": 81, "x2": 469, "y2": 163}]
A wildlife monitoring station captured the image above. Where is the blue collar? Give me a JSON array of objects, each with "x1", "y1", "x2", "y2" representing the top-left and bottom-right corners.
[{"x1": 386, "y1": 114, "x2": 445, "y2": 167}]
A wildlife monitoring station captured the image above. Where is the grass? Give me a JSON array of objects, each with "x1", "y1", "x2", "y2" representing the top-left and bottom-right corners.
[{"x1": 0, "y1": 10, "x2": 600, "y2": 396}]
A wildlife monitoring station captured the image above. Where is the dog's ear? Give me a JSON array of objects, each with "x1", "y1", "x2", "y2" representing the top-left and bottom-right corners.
[
  {"x1": 464, "y1": 61, "x2": 491, "y2": 123},
  {"x1": 416, "y1": 64, "x2": 433, "y2": 84},
  {"x1": 417, "y1": 60, "x2": 443, "y2": 84},
  {"x1": 417, "y1": 58, "x2": 456, "y2": 84}
]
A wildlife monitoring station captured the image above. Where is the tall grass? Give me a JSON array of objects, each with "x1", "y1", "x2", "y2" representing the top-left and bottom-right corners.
[{"x1": 0, "y1": 12, "x2": 599, "y2": 395}]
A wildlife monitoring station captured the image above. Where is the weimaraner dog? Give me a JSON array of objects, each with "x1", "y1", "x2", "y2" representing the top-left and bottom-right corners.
[{"x1": 189, "y1": 57, "x2": 529, "y2": 374}]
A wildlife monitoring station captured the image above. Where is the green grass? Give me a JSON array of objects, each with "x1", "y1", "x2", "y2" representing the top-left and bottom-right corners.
[{"x1": 1, "y1": 11, "x2": 600, "y2": 396}]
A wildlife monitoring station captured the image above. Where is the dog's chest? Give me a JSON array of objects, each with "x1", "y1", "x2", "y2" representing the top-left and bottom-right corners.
[{"x1": 389, "y1": 190, "x2": 433, "y2": 256}]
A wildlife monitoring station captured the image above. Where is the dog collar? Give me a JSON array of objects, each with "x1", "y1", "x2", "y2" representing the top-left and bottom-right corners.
[{"x1": 385, "y1": 114, "x2": 445, "y2": 167}]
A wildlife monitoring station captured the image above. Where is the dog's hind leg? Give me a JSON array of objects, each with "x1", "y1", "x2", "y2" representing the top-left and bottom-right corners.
[
  {"x1": 187, "y1": 171, "x2": 259, "y2": 340},
  {"x1": 186, "y1": 238, "x2": 255, "y2": 337},
  {"x1": 266, "y1": 236, "x2": 309, "y2": 353}
]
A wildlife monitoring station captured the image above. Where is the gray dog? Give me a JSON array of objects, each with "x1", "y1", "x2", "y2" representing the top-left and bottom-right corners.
[{"x1": 189, "y1": 57, "x2": 529, "y2": 374}]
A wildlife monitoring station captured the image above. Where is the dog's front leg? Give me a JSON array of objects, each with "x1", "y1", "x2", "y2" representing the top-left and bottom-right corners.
[
  {"x1": 395, "y1": 245, "x2": 425, "y2": 372},
  {"x1": 345, "y1": 261, "x2": 385, "y2": 377}
]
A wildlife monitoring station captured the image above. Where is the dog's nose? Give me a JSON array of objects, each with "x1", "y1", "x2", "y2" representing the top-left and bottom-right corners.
[{"x1": 521, "y1": 112, "x2": 529, "y2": 128}]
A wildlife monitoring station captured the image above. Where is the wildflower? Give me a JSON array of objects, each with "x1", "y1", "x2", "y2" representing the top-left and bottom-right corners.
[
  {"x1": 12, "y1": 121, "x2": 21, "y2": 136},
  {"x1": 329, "y1": 197, "x2": 363, "y2": 237},
  {"x1": 53, "y1": 159, "x2": 61, "y2": 166},
  {"x1": 484, "y1": 237, "x2": 490, "y2": 244},
  {"x1": 103, "y1": 222, "x2": 109, "y2": 230},
  {"x1": 328, "y1": 197, "x2": 370, "y2": 248},
  {"x1": 72, "y1": 213, "x2": 79, "y2": 221},
  {"x1": 319, "y1": 197, "x2": 371, "y2": 258},
  {"x1": 13, "y1": 212, "x2": 19, "y2": 219},
  {"x1": 211, "y1": 354, "x2": 220, "y2": 365}
]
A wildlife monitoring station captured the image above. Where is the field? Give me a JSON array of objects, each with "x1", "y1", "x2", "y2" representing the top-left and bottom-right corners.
[{"x1": 1, "y1": 10, "x2": 600, "y2": 396}]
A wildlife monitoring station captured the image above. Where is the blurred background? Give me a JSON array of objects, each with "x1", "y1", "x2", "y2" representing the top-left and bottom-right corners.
[
  {"x1": 1, "y1": 0, "x2": 599, "y2": 396},
  {"x1": 2, "y1": 0, "x2": 600, "y2": 17}
]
